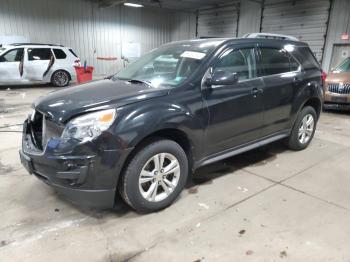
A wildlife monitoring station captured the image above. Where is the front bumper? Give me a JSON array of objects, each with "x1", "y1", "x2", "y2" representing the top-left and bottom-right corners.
[
  {"x1": 20, "y1": 119, "x2": 133, "y2": 209},
  {"x1": 324, "y1": 92, "x2": 350, "y2": 110}
]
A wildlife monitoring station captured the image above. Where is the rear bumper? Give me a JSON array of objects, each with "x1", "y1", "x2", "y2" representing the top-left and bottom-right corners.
[{"x1": 20, "y1": 119, "x2": 133, "y2": 209}]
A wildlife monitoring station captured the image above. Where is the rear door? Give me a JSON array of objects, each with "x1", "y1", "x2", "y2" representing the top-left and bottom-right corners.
[
  {"x1": 203, "y1": 44, "x2": 265, "y2": 155},
  {"x1": 0, "y1": 48, "x2": 24, "y2": 83},
  {"x1": 257, "y1": 44, "x2": 301, "y2": 136},
  {"x1": 24, "y1": 48, "x2": 53, "y2": 81}
]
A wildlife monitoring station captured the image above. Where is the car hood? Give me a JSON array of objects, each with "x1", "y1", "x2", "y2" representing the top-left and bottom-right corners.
[
  {"x1": 326, "y1": 72, "x2": 350, "y2": 83},
  {"x1": 34, "y1": 79, "x2": 169, "y2": 123}
]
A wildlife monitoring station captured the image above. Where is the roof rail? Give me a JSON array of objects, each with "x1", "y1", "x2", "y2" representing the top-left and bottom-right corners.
[
  {"x1": 9, "y1": 43, "x2": 64, "y2": 47},
  {"x1": 243, "y1": 33, "x2": 299, "y2": 41}
]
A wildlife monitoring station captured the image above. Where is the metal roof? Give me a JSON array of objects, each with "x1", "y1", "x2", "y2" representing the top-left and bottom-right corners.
[{"x1": 98, "y1": 0, "x2": 235, "y2": 10}]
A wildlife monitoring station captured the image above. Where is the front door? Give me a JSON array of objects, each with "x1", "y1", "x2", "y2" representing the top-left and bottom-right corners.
[
  {"x1": 0, "y1": 48, "x2": 24, "y2": 83},
  {"x1": 24, "y1": 48, "x2": 52, "y2": 81},
  {"x1": 203, "y1": 46, "x2": 264, "y2": 156}
]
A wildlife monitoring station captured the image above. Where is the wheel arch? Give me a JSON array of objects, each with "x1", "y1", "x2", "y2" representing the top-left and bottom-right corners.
[
  {"x1": 301, "y1": 97, "x2": 322, "y2": 119},
  {"x1": 116, "y1": 128, "x2": 194, "y2": 190}
]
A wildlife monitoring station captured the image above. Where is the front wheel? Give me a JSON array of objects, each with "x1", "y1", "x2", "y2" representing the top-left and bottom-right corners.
[
  {"x1": 51, "y1": 70, "x2": 70, "y2": 87},
  {"x1": 119, "y1": 139, "x2": 188, "y2": 213},
  {"x1": 286, "y1": 106, "x2": 317, "y2": 150}
]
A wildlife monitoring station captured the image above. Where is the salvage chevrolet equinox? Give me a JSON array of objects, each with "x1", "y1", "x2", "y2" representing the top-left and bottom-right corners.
[{"x1": 20, "y1": 34, "x2": 323, "y2": 213}]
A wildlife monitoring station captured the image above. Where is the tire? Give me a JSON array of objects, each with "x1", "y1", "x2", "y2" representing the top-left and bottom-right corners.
[
  {"x1": 286, "y1": 106, "x2": 317, "y2": 151},
  {"x1": 119, "y1": 139, "x2": 188, "y2": 213},
  {"x1": 51, "y1": 70, "x2": 70, "y2": 87}
]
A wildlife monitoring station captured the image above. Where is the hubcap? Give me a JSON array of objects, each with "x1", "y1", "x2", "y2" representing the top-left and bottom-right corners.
[
  {"x1": 139, "y1": 153, "x2": 180, "y2": 202},
  {"x1": 298, "y1": 114, "x2": 314, "y2": 144},
  {"x1": 54, "y1": 71, "x2": 69, "y2": 86}
]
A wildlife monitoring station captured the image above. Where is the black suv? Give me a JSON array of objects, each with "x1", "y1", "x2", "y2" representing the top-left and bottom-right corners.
[{"x1": 20, "y1": 37, "x2": 323, "y2": 212}]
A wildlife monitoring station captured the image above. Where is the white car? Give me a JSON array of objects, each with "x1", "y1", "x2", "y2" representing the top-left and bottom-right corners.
[{"x1": 0, "y1": 43, "x2": 80, "y2": 87}]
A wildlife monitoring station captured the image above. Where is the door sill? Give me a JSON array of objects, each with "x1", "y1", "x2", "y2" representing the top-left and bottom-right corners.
[{"x1": 195, "y1": 130, "x2": 290, "y2": 169}]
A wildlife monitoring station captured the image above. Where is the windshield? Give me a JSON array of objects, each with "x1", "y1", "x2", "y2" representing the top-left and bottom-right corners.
[
  {"x1": 333, "y1": 57, "x2": 350, "y2": 73},
  {"x1": 0, "y1": 47, "x2": 6, "y2": 55},
  {"x1": 114, "y1": 40, "x2": 224, "y2": 88}
]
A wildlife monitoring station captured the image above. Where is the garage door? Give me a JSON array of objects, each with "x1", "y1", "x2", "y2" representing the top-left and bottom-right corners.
[
  {"x1": 197, "y1": 3, "x2": 239, "y2": 38},
  {"x1": 261, "y1": 0, "x2": 331, "y2": 62}
]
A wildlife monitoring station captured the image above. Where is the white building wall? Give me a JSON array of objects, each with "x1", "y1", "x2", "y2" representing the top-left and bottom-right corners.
[{"x1": 0, "y1": 0, "x2": 195, "y2": 75}]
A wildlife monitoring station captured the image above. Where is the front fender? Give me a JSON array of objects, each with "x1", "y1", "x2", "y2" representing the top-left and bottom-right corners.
[{"x1": 111, "y1": 95, "x2": 205, "y2": 160}]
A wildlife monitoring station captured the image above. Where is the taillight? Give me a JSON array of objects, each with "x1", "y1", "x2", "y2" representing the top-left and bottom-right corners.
[
  {"x1": 321, "y1": 71, "x2": 327, "y2": 89},
  {"x1": 74, "y1": 59, "x2": 81, "y2": 67}
]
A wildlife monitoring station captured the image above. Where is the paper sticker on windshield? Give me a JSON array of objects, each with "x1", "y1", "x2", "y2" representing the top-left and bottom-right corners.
[{"x1": 180, "y1": 51, "x2": 206, "y2": 60}]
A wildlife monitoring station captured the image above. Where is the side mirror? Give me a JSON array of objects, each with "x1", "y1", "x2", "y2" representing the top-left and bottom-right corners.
[
  {"x1": 0, "y1": 56, "x2": 5, "y2": 62},
  {"x1": 205, "y1": 70, "x2": 238, "y2": 87},
  {"x1": 105, "y1": 74, "x2": 114, "y2": 80}
]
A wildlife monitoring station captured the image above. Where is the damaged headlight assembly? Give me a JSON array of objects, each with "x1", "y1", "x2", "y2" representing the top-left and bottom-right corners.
[{"x1": 61, "y1": 109, "x2": 116, "y2": 142}]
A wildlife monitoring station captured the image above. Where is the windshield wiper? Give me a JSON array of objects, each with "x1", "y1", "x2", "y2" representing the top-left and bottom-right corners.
[{"x1": 127, "y1": 79, "x2": 154, "y2": 88}]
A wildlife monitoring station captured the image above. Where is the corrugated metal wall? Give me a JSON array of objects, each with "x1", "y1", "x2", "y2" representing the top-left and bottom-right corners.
[
  {"x1": 261, "y1": 0, "x2": 331, "y2": 62},
  {"x1": 171, "y1": 12, "x2": 197, "y2": 42},
  {"x1": 322, "y1": 0, "x2": 350, "y2": 71},
  {"x1": 0, "y1": 0, "x2": 195, "y2": 75},
  {"x1": 237, "y1": 0, "x2": 262, "y2": 37},
  {"x1": 197, "y1": 3, "x2": 240, "y2": 37}
]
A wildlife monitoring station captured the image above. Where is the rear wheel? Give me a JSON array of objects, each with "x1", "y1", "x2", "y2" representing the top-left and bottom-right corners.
[
  {"x1": 119, "y1": 139, "x2": 188, "y2": 213},
  {"x1": 286, "y1": 106, "x2": 317, "y2": 150},
  {"x1": 51, "y1": 70, "x2": 70, "y2": 87}
]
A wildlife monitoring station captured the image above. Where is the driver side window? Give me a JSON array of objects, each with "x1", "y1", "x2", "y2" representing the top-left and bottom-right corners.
[{"x1": 214, "y1": 48, "x2": 257, "y2": 81}]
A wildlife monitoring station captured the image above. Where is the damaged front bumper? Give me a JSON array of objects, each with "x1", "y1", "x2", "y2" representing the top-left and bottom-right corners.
[{"x1": 20, "y1": 119, "x2": 132, "y2": 208}]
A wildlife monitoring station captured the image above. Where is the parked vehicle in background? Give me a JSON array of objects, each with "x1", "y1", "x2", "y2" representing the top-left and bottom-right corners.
[
  {"x1": 20, "y1": 35, "x2": 323, "y2": 213},
  {"x1": 324, "y1": 57, "x2": 350, "y2": 110},
  {"x1": 0, "y1": 44, "x2": 80, "y2": 87}
]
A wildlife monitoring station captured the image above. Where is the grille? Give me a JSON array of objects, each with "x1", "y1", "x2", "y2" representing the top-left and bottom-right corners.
[
  {"x1": 328, "y1": 83, "x2": 350, "y2": 94},
  {"x1": 30, "y1": 110, "x2": 64, "y2": 151}
]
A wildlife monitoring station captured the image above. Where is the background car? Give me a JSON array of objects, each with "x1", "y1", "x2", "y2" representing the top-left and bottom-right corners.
[
  {"x1": 324, "y1": 57, "x2": 350, "y2": 110},
  {"x1": 0, "y1": 43, "x2": 80, "y2": 87}
]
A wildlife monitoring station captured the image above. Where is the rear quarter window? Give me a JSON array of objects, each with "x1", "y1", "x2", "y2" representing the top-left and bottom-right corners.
[
  {"x1": 53, "y1": 49, "x2": 67, "y2": 59},
  {"x1": 68, "y1": 49, "x2": 78, "y2": 58},
  {"x1": 296, "y1": 47, "x2": 320, "y2": 70}
]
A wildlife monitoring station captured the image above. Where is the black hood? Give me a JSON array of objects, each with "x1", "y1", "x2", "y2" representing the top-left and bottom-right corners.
[{"x1": 34, "y1": 79, "x2": 169, "y2": 123}]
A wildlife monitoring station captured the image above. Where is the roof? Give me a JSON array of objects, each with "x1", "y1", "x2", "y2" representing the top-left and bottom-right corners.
[
  {"x1": 169, "y1": 37, "x2": 308, "y2": 49},
  {"x1": 9, "y1": 43, "x2": 64, "y2": 47}
]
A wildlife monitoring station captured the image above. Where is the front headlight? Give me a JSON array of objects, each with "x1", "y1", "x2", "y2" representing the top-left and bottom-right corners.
[{"x1": 61, "y1": 109, "x2": 116, "y2": 142}]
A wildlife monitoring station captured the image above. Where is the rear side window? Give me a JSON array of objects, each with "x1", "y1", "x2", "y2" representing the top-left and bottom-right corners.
[
  {"x1": 53, "y1": 49, "x2": 67, "y2": 59},
  {"x1": 258, "y1": 47, "x2": 299, "y2": 76},
  {"x1": 69, "y1": 49, "x2": 78, "y2": 58},
  {"x1": 297, "y1": 47, "x2": 320, "y2": 70},
  {"x1": 0, "y1": 48, "x2": 24, "y2": 62},
  {"x1": 28, "y1": 48, "x2": 52, "y2": 61}
]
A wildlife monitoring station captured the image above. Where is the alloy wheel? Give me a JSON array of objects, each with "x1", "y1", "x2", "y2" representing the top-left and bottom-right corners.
[
  {"x1": 138, "y1": 153, "x2": 180, "y2": 202},
  {"x1": 53, "y1": 71, "x2": 69, "y2": 87},
  {"x1": 298, "y1": 114, "x2": 314, "y2": 144}
]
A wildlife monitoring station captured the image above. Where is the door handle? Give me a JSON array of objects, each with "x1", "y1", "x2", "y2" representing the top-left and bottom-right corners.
[{"x1": 251, "y1": 88, "x2": 263, "y2": 96}]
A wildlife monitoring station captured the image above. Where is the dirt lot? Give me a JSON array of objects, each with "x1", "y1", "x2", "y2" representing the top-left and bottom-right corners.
[{"x1": 1, "y1": 86, "x2": 350, "y2": 262}]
